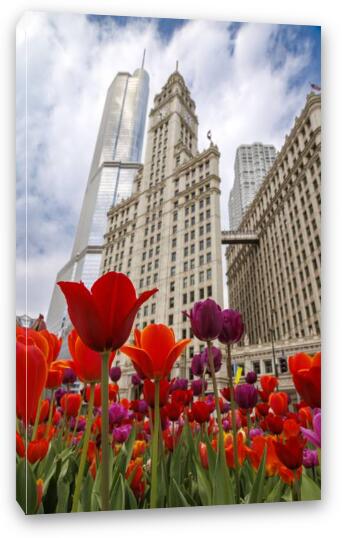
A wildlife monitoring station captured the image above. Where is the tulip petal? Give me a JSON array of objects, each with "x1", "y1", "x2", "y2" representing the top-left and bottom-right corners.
[
  {"x1": 58, "y1": 281, "x2": 106, "y2": 351},
  {"x1": 163, "y1": 339, "x2": 192, "y2": 378},
  {"x1": 91, "y1": 272, "x2": 137, "y2": 338},
  {"x1": 140, "y1": 324, "x2": 175, "y2": 376},
  {"x1": 120, "y1": 345, "x2": 155, "y2": 379}
]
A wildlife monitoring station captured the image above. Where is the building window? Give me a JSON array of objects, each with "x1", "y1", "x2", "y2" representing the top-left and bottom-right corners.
[
  {"x1": 253, "y1": 361, "x2": 261, "y2": 374},
  {"x1": 264, "y1": 360, "x2": 273, "y2": 374}
]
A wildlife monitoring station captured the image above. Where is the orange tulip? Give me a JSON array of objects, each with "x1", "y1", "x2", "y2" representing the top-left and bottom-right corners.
[
  {"x1": 268, "y1": 391, "x2": 288, "y2": 416},
  {"x1": 289, "y1": 352, "x2": 321, "y2": 408},
  {"x1": 121, "y1": 324, "x2": 191, "y2": 380},
  {"x1": 248, "y1": 435, "x2": 281, "y2": 476}
]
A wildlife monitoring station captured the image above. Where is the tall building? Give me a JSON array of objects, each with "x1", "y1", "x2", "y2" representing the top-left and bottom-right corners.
[
  {"x1": 226, "y1": 93, "x2": 321, "y2": 345},
  {"x1": 101, "y1": 69, "x2": 224, "y2": 392},
  {"x1": 47, "y1": 67, "x2": 149, "y2": 334},
  {"x1": 229, "y1": 143, "x2": 276, "y2": 230}
]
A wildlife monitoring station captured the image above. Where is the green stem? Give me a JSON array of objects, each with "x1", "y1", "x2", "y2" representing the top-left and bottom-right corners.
[
  {"x1": 70, "y1": 394, "x2": 83, "y2": 445},
  {"x1": 45, "y1": 389, "x2": 55, "y2": 439},
  {"x1": 101, "y1": 351, "x2": 110, "y2": 511},
  {"x1": 71, "y1": 382, "x2": 95, "y2": 512},
  {"x1": 207, "y1": 342, "x2": 226, "y2": 465},
  {"x1": 226, "y1": 344, "x2": 240, "y2": 503},
  {"x1": 150, "y1": 379, "x2": 160, "y2": 509},
  {"x1": 292, "y1": 474, "x2": 301, "y2": 501},
  {"x1": 32, "y1": 394, "x2": 42, "y2": 441},
  {"x1": 246, "y1": 409, "x2": 252, "y2": 447}
]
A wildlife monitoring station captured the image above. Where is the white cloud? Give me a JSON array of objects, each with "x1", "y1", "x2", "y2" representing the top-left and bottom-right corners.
[{"x1": 16, "y1": 12, "x2": 318, "y2": 316}]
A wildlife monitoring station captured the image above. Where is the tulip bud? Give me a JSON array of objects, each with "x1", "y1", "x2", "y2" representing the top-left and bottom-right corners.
[
  {"x1": 110, "y1": 366, "x2": 121, "y2": 383},
  {"x1": 234, "y1": 383, "x2": 258, "y2": 409},
  {"x1": 218, "y1": 309, "x2": 244, "y2": 345},
  {"x1": 246, "y1": 371, "x2": 257, "y2": 384},
  {"x1": 184, "y1": 299, "x2": 223, "y2": 342}
]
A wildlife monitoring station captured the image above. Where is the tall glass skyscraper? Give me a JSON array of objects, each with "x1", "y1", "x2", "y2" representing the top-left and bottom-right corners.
[
  {"x1": 47, "y1": 67, "x2": 149, "y2": 335},
  {"x1": 228, "y1": 143, "x2": 276, "y2": 230}
]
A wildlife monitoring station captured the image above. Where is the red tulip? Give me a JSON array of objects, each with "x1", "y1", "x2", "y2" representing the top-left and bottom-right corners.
[
  {"x1": 27, "y1": 438, "x2": 49, "y2": 463},
  {"x1": 274, "y1": 436, "x2": 305, "y2": 470},
  {"x1": 171, "y1": 389, "x2": 193, "y2": 406},
  {"x1": 121, "y1": 324, "x2": 191, "y2": 380},
  {"x1": 259, "y1": 375, "x2": 278, "y2": 401},
  {"x1": 16, "y1": 339, "x2": 48, "y2": 426},
  {"x1": 164, "y1": 401, "x2": 183, "y2": 421},
  {"x1": 283, "y1": 418, "x2": 300, "y2": 438},
  {"x1": 265, "y1": 414, "x2": 284, "y2": 434},
  {"x1": 61, "y1": 393, "x2": 82, "y2": 417},
  {"x1": 58, "y1": 272, "x2": 157, "y2": 352},
  {"x1": 289, "y1": 352, "x2": 321, "y2": 408},
  {"x1": 16, "y1": 432, "x2": 25, "y2": 457},
  {"x1": 143, "y1": 379, "x2": 170, "y2": 408},
  {"x1": 86, "y1": 384, "x2": 102, "y2": 407},
  {"x1": 192, "y1": 401, "x2": 212, "y2": 424},
  {"x1": 45, "y1": 368, "x2": 63, "y2": 390},
  {"x1": 199, "y1": 442, "x2": 209, "y2": 469},
  {"x1": 268, "y1": 392, "x2": 288, "y2": 416}
]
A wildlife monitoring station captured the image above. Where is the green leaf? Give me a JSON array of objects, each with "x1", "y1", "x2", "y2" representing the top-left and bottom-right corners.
[
  {"x1": 16, "y1": 459, "x2": 38, "y2": 515},
  {"x1": 248, "y1": 447, "x2": 267, "y2": 504},
  {"x1": 301, "y1": 473, "x2": 321, "y2": 501},
  {"x1": 90, "y1": 464, "x2": 102, "y2": 511},
  {"x1": 193, "y1": 458, "x2": 212, "y2": 506},
  {"x1": 168, "y1": 477, "x2": 190, "y2": 507},
  {"x1": 265, "y1": 477, "x2": 286, "y2": 503},
  {"x1": 79, "y1": 472, "x2": 94, "y2": 512},
  {"x1": 212, "y1": 450, "x2": 235, "y2": 505},
  {"x1": 110, "y1": 474, "x2": 125, "y2": 510},
  {"x1": 56, "y1": 459, "x2": 73, "y2": 513},
  {"x1": 125, "y1": 481, "x2": 138, "y2": 510}
]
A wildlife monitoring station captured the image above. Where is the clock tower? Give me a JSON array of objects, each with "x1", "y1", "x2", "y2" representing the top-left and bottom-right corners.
[{"x1": 142, "y1": 69, "x2": 199, "y2": 189}]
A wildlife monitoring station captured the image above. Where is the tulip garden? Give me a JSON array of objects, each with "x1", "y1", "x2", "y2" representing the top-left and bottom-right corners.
[{"x1": 16, "y1": 272, "x2": 321, "y2": 514}]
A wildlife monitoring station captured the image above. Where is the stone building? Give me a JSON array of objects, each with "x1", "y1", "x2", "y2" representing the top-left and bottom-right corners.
[
  {"x1": 227, "y1": 92, "x2": 321, "y2": 346},
  {"x1": 101, "y1": 69, "x2": 224, "y2": 387}
]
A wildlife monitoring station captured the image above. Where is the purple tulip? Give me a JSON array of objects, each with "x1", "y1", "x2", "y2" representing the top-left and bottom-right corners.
[
  {"x1": 222, "y1": 419, "x2": 230, "y2": 432},
  {"x1": 55, "y1": 388, "x2": 67, "y2": 406},
  {"x1": 191, "y1": 378, "x2": 207, "y2": 396},
  {"x1": 246, "y1": 371, "x2": 257, "y2": 384},
  {"x1": 132, "y1": 373, "x2": 141, "y2": 386},
  {"x1": 62, "y1": 367, "x2": 77, "y2": 385},
  {"x1": 218, "y1": 309, "x2": 244, "y2": 345},
  {"x1": 170, "y1": 378, "x2": 188, "y2": 392},
  {"x1": 234, "y1": 383, "x2": 258, "y2": 409},
  {"x1": 301, "y1": 410, "x2": 321, "y2": 448},
  {"x1": 249, "y1": 428, "x2": 263, "y2": 439},
  {"x1": 113, "y1": 424, "x2": 132, "y2": 444},
  {"x1": 202, "y1": 346, "x2": 222, "y2": 373},
  {"x1": 191, "y1": 353, "x2": 206, "y2": 376},
  {"x1": 303, "y1": 448, "x2": 319, "y2": 468},
  {"x1": 137, "y1": 399, "x2": 149, "y2": 415},
  {"x1": 221, "y1": 402, "x2": 230, "y2": 414},
  {"x1": 184, "y1": 299, "x2": 223, "y2": 341},
  {"x1": 69, "y1": 416, "x2": 86, "y2": 432},
  {"x1": 108, "y1": 403, "x2": 128, "y2": 425},
  {"x1": 110, "y1": 366, "x2": 121, "y2": 383}
]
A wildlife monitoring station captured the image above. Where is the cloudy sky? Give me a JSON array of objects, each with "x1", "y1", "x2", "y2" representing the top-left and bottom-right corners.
[{"x1": 16, "y1": 11, "x2": 321, "y2": 318}]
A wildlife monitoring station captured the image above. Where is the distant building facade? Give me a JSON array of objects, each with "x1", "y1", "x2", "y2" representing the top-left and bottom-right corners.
[
  {"x1": 229, "y1": 143, "x2": 276, "y2": 230},
  {"x1": 101, "y1": 69, "x2": 224, "y2": 382},
  {"x1": 46, "y1": 67, "x2": 149, "y2": 336},
  {"x1": 227, "y1": 93, "x2": 321, "y2": 345}
]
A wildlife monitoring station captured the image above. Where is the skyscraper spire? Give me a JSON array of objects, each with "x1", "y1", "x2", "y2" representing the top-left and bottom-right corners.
[
  {"x1": 141, "y1": 48, "x2": 146, "y2": 69},
  {"x1": 47, "y1": 67, "x2": 150, "y2": 337},
  {"x1": 176, "y1": 60, "x2": 179, "y2": 72}
]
